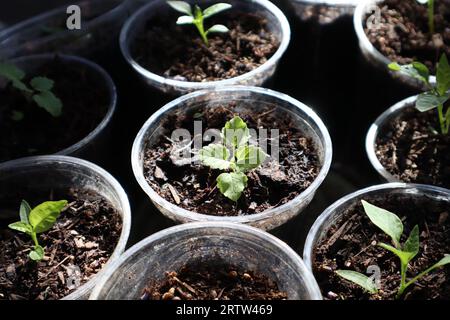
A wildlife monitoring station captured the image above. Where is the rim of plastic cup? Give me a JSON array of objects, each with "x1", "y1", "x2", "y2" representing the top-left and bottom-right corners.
[
  {"x1": 120, "y1": 0, "x2": 291, "y2": 92},
  {"x1": 0, "y1": 155, "x2": 131, "y2": 300},
  {"x1": 131, "y1": 86, "x2": 332, "y2": 225},
  {"x1": 89, "y1": 221, "x2": 323, "y2": 300}
]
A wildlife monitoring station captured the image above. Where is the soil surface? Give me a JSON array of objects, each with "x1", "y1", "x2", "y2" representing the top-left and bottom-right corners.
[
  {"x1": 142, "y1": 261, "x2": 288, "y2": 300},
  {"x1": 143, "y1": 103, "x2": 320, "y2": 216},
  {"x1": 375, "y1": 104, "x2": 450, "y2": 188},
  {"x1": 0, "y1": 55, "x2": 110, "y2": 162},
  {"x1": 313, "y1": 194, "x2": 450, "y2": 300},
  {"x1": 364, "y1": 0, "x2": 450, "y2": 72},
  {"x1": 131, "y1": 12, "x2": 279, "y2": 82},
  {"x1": 294, "y1": 4, "x2": 352, "y2": 24},
  {"x1": 0, "y1": 189, "x2": 122, "y2": 300}
]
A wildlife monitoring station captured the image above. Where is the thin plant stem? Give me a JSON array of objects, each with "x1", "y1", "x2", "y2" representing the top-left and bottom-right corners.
[
  {"x1": 437, "y1": 104, "x2": 448, "y2": 134},
  {"x1": 428, "y1": 0, "x2": 435, "y2": 34},
  {"x1": 396, "y1": 262, "x2": 407, "y2": 299}
]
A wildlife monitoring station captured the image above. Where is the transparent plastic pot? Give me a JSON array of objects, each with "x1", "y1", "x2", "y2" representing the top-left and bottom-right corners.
[
  {"x1": 132, "y1": 86, "x2": 332, "y2": 230},
  {"x1": 1, "y1": 53, "x2": 117, "y2": 164},
  {"x1": 120, "y1": 0, "x2": 291, "y2": 95},
  {"x1": 303, "y1": 183, "x2": 450, "y2": 272},
  {"x1": 290, "y1": 0, "x2": 360, "y2": 24},
  {"x1": 0, "y1": 155, "x2": 131, "y2": 300},
  {"x1": 89, "y1": 222, "x2": 322, "y2": 300},
  {"x1": 0, "y1": 0, "x2": 130, "y2": 59},
  {"x1": 354, "y1": 0, "x2": 435, "y2": 88},
  {"x1": 365, "y1": 95, "x2": 418, "y2": 183}
]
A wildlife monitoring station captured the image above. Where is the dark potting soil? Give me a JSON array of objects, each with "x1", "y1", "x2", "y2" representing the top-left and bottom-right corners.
[
  {"x1": 0, "y1": 56, "x2": 110, "y2": 162},
  {"x1": 294, "y1": 4, "x2": 352, "y2": 24},
  {"x1": 313, "y1": 194, "x2": 450, "y2": 300},
  {"x1": 131, "y1": 12, "x2": 279, "y2": 82},
  {"x1": 375, "y1": 105, "x2": 450, "y2": 188},
  {"x1": 143, "y1": 103, "x2": 320, "y2": 216},
  {"x1": 364, "y1": 0, "x2": 450, "y2": 72},
  {"x1": 141, "y1": 261, "x2": 288, "y2": 300},
  {"x1": 0, "y1": 189, "x2": 122, "y2": 300}
]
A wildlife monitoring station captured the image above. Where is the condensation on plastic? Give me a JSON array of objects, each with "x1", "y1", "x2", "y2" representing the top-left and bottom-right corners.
[
  {"x1": 354, "y1": 0, "x2": 436, "y2": 87},
  {"x1": 120, "y1": 0, "x2": 291, "y2": 95},
  {"x1": 366, "y1": 95, "x2": 418, "y2": 183},
  {"x1": 303, "y1": 183, "x2": 450, "y2": 271},
  {"x1": 89, "y1": 222, "x2": 323, "y2": 300},
  {"x1": 131, "y1": 86, "x2": 332, "y2": 230},
  {"x1": 290, "y1": 0, "x2": 360, "y2": 24},
  {"x1": 0, "y1": 0, "x2": 130, "y2": 59},
  {"x1": 0, "y1": 54, "x2": 117, "y2": 163},
  {"x1": 0, "y1": 155, "x2": 131, "y2": 300}
]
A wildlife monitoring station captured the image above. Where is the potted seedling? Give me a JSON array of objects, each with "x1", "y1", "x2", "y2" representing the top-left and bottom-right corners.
[
  {"x1": 120, "y1": 0, "x2": 290, "y2": 95},
  {"x1": 354, "y1": 0, "x2": 449, "y2": 86},
  {"x1": 0, "y1": 53, "x2": 117, "y2": 163},
  {"x1": 0, "y1": 155, "x2": 131, "y2": 300},
  {"x1": 366, "y1": 54, "x2": 450, "y2": 188},
  {"x1": 0, "y1": 0, "x2": 130, "y2": 61},
  {"x1": 90, "y1": 222, "x2": 322, "y2": 300},
  {"x1": 132, "y1": 86, "x2": 332, "y2": 230},
  {"x1": 304, "y1": 183, "x2": 450, "y2": 300}
]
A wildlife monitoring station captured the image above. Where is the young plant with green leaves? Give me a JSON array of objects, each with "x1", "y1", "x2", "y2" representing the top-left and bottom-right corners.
[
  {"x1": 0, "y1": 62, "x2": 63, "y2": 118},
  {"x1": 389, "y1": 53, "x2": 450, "y2": 134},
  {"x1": 198, "y1": 116, "x2": 266, "y2": 202},
  {"x1": 8, "y1": 200, "x2": 67, "y2": 261},
  {"x1": 417, "y1": 0, "x2": 435, "y2": 34},
  {"x1": 336, "y1": 200, "x2": 450, "y2": 299},
  {"x1": 167, "y1": 1, "x2": 231, "y2": 46}
]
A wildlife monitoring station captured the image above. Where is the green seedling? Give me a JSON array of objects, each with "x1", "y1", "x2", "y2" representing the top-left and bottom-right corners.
[
  {"x1": 8, "y1": 200, "x2": 67, "y2": 261},
  {"x1": 167, "y1": 1, "x2": 231, "y2": 46},
  {"x1": 389, "y1": 53, "x2": 450, "y2": 134},
  {"x1": 417, "y1": 0, "x2": 435, "y2": 34},
  {"x1": 198, "y1": 116, "x2": 266, "y2": 201},
  {"x1": 336, "y1": 200, "x2": 450, "y2": 299},
  {"x1": 0, "y1": 62, "x2": 63, "y2": 118}
]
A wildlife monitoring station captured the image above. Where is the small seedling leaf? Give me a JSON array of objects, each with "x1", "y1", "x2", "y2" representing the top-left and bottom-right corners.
[
  {"x1": 167, "y1": 1, "x2": 192, "y2": 16},
  {"x1": 378, "y1": 242, "x2": 415, "y2": 266},
  {"x1": 19, "y1": 200, "x2": 31, "y2": 224},
  {"x1": 361, "y1": 200, "x2": 403, "y2": 248},
  {"x1": 388, "y1": 62, "x2": 429, "y2": 84},
  {"x1": 207, "y1": 24, "x2": 229, "y2": 34},
  {"x1": 236, "y1": 145, "x2": 266, "y2": 171},
  {"x1": 416, "y1": 92, "x2": 450, "y2": 112},
  {"x1": 403, "y1": 225, "x2": 420, "y2": 262},
  {"x1": 8, "y1": 221, "x2": 32, "y2": 235},
  {"x1": 431, "y1": 255, "x2": 450, "y2": 268},
  {"x1": 335, "y1": 270, "x2": 378, "y2": 294},
  {"x1": 437, "y1": 54, "x2": 450, "y2": 96},
  {"x1": 32, "y1": 91, "x2": 63, "y2": 117},
  {"x1": 0, "y1": 62, "x2": 25, "y2": 81},
  {"x1": 222, "y1": 116, "x2": 250, "y2": 148},
  {"x1": 203, "y1": 3, "x2": 232, "y2": 19},
  {"x1": 29, "y1": 200, "x2": 67, "y2": 234},
  {"x1": 176, "y1": 15, "x2": 195, "y2": 24},
  {"x1": 29, "y1": 245, "x2": 44, "y2": 261},
  {"x1": 30, "y1": 76, "x2": 54, "y2": 92},
  {"x1": 199, "y1": 144, "x2": 231, "y2": 170},
  {"x1": 217, "y1": 172, "x2": 248, "y2": 201}
]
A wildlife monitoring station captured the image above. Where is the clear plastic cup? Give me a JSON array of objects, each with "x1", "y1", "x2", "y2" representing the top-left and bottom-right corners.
[
  {"x1": 2, "y1": 53, "x2": 117, "y2": 163},
  {"x1": 120, "y1": 0, "x2": 291, "y2": 95},
  {"x1": 354, "y1": 0, "x2": 436, "y2": 87},
  {"x1": 290, "y1": 0, "x2": 360, "y2": 24},
  {"x1": 365, "y1": 95, "x2": 418, "y2": 183},
  {"x1": 0, "y1": 155, "x2": 131, "y2": 300},
  {"x1": 131, "y1": 86, "x2": 332, "y2": 230},
  {"x1": 0, "y1": 0, "x2": 130, "y2": 59},
  {"x1": 303, "y1": 183, "x2": 450, "y2": 271},
  {"x1": 89, "y1": 222, "x2": 322, "y2": 300}
]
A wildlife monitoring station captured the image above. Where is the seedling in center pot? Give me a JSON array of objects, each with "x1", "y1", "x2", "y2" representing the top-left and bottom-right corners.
[
  {"x1": 198, "y1": 116, "x2": 266, "y2": 202},
  {"x1": 336, "y1": 200, "x2": 450, "y2": 299},
  {"x1": 416, "y1": 0, "x2": 435, "y2": 34},
  {"x1": 167, "y1": 1, "x2": 231, "y2": 46},
  {"x1": 8, "y1": 199, "x2": 68, "y2": 261},
  {"x1": 0, "y1": 62, "x2": 63, "y2": 118},
  {"x1": 389, "y1": 53, "x2": 450, "y2": 134}
]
